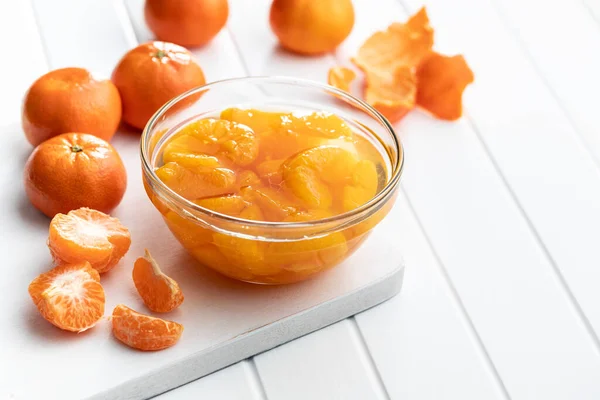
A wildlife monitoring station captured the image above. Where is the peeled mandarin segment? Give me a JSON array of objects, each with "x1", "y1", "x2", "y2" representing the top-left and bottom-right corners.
[
  {"x1": 144, "y1": 176, "x2": 170, "y2": 216},
  {"x1": 164, "y1": 152, "x2": 221, "y2": 169},
  {"x1": 239, "y1": 203, "x2": 264, "y2": 221},
  {"x1": 328, "y1": 66, "x2": 356, "y2": 93},
  {"x1": 132, "y1": 249, "x2": 184, "y2": 313},
  {"x1": 416, "y1": 52, "x2": 474, "y2": 121},
  {"x1": 195, "y1": 194, "x2": 248, "y2": 216},
  {"x1": 220, "y1": 108, "x2": 286, "y2": 134},
  {"x1": 212, "y1": 205, "x2": 279, "y2": 276},
  {"x1": 283, "y1": 146, "x2": 359, "y2": 185},
  {"x1": 256, "y1": 159, "x2": 285, "y2": 186},
  {"x1": 190, "y1": 244, "x2": 255, "y2": 281},
  {"x1": 28, "y1": 262, "x2": 105, "y2": 332},
  {"x1": 258, "y1": 133, "x2": 319, "y2": 162},
  {"x1": 285, "y1": 112, "x2": 353, "y2": 139},
  {"x1": 346, "y1": 192, "x2": 397, "y2": 240},
  {"x1": 156, "y1": 162, "x2": 238, "y2": 200},
  {"x1": 318, "y1": 232, "x2": 350, "y2": 266},
  {"x1": 352, "y1": 7, "x2": 433, "y2": 74},
  {"x1": 267, "y1": 232, "x2": 348, "y2": 269},
  {"x1": 238, "y1": 170, "x2": 261, "y2": 188},
  {"x1": 212, "y1": 233, "x2": 267, "y2": 273},
  {"x1": 284, "y1": 209, "x2": 333, "y2": 222},
  {"x1": 111, "y1": 304, "x2": 183, "y2": 351},
  {"x1": 163, "y1": 134, "x2": 220, "y2": 164},
  {"x1": 342, "y1": 160, "x2": 379, "y2": 212},
  {"x1": 164, "y1": 210, "x2": 213, "y2": 249},
  {"x1": 281, "y1": 211, "x2": 348, "y2": 267},
  {"x1": 179, "y1": 118, "x2": 259, "y2": 166},
  {"x1": 364, "y1": 66, "x2": 416, "y2": 123},
  {"x1": 283, "y1": 165, "x2": 333, "y2": 209},
  {"x1": 48, "y1": 208, "x2": 131, "y2": 273},
  {"x1": 242, "y1": 186, "x2": 298, "y2": 221}
]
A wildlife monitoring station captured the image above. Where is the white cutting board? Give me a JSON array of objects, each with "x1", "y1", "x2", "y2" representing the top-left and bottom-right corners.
[{"x1": 0, "y1": 124, "x2": 403, "y2": 400}]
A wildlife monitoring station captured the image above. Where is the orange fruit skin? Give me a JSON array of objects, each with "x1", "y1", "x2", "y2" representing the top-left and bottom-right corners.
[
  {"x1": 111, "y1": 304, "x2": 183, "y2": 351},
  {"x1": 132, "y1": 249, "x2": 184, "y2": 313},
  {"x1": 416, "y1": 52, "x2": 474, "y2": 121},
  {"x1": 144, "y1": 0, "x2": 229, "y2": 48},
  {"x1": 328, "y1": 66, "x2": 356, "y2": 93},
  {"x1": 28, "y1": 262, "x2": 105, "y2": 332},
  {"x1": 22, "y1": 67, "x2": 122, "y2": 146},
  {"x1": 48, "y1": 208, "x2": 132, "y2": 273},
  {"x1": 111, "y1": 41, "x2": 206, "y2": 130},
  {"x1": 270, "y1": 0, "x2": 355, "y2": 55},
  {"x1": 24, "y1": 133, "x2": 127, "y2": 218}
]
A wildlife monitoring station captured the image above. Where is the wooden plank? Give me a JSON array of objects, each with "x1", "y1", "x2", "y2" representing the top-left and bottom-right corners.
[
  {"x1": 123, "y1": 0, "x2": 246, "y2": 81},
  {"x1": 405, "y1": 0, "x2": 600, "y2": 347},
  {"x1": 31, "y1": 0, "x2": 134, "y2": 77},
  {"x1": 487, "y1": 0, "x2": 600, "y2": 165},
  {"x1": 155, "y1": 362, "x2": 265, "y2": 400},
  {"x1": 337, "y1": 0, "x2": 600, "y2": 398},
  {"x1": 0, "y1": 0, "x2": 47, "y2": 125},
  {"x1": 253, "y1": 320, "x2": 388, "y2": 400}
]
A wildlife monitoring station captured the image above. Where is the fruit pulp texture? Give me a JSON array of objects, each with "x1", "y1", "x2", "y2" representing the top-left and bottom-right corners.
[{"x1": 151, "y1": 108, "x2": 393, "y2": 284}]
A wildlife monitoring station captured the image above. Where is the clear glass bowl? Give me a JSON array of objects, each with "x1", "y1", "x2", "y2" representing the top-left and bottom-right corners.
[{"x1": 141, "y1": 76, "x2": 403, "y2": 284}]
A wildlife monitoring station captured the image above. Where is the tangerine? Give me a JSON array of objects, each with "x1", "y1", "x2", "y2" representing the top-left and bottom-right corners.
[
  {"x1": 270, "y1": 0, "x2": 355, "y2": 55},
  {"x1": 22, "y1": 68, "x2": 121, "y2": 146},
  {"x1": 24, "y1": 133, "x2": 127, "y2": 218},
  {"x1": 145, "y1": 0, "x2": 229, "y2": 48},
  {"x1": 112, "y1": 41, "x2": 206, "y2": 130}
]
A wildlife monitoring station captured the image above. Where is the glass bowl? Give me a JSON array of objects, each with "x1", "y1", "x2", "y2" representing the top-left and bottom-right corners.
[{"x1": 141, "y1": 76, "x2": 403, "y2": 284}]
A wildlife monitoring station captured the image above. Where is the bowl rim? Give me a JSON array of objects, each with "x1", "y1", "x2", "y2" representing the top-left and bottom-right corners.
[{"x1": 140, "y1": 75, "x2": 404, "y2": 230}]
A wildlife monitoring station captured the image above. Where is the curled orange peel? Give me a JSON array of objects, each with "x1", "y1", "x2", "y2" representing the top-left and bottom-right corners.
[
  {"x1": 328, "y1": 66, "x2": 356, "y2": 93},
  {"x1": 352, "y1": 7, "x2": 433, "y2": 75},
  {"x1": 416, "y1": 52, "x2": 474, "y2": 121},
  {"x1": 365, "y1": 66, "x2": 417, "y2": 123},
  {"x1": 351, "y1": 7, "x2": 434, "y2": 123}
]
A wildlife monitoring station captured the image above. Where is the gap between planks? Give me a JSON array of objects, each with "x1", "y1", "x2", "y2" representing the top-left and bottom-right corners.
[{"x1": 244, "y1": 359, "x2": 270, "y2": 400}]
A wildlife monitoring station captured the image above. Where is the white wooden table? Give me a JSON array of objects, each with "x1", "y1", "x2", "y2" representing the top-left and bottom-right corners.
[{"x1": 4, "y1": 0, "x2": 600, "y2": 398}]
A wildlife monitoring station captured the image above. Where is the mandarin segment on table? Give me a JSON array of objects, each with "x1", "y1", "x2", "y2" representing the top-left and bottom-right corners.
[{"x1": 148, "y1": 108, "x2": 392, "y2": 283}]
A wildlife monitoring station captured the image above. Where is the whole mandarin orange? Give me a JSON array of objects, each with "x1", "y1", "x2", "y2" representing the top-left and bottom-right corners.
[
  {"x1": 270, "y1": 0, "x2": 355, "y2": 55},
  {"x1": 111, "y1": 41, "x2": 206, "y2": 130},
  {"x1": 22, "y1": 68, "x2": 122, "y2": 146},
  {"x1": 24, "y1": 133, "x2": 127, "y2": 218},
  {"x1": 144, "y1": 0, "x2": 229, "y2": 48}
]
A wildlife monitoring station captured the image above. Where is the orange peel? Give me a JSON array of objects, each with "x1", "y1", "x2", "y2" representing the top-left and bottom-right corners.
[
  {"x1": 352, "y1": 7, "x2": 433, "y2": 74},
  {"x1": 365, "y1": 66, "x2": 417, "y2": 123},
  {"x1": 328, "y1": 67, "x2": 356, "y2": 93},
  {"x1": 416, "y1": 52, "x2": 474, "y2": 120},
  {"x1": 351, "y1": 7, "x2": 433, "y2": 123}
]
